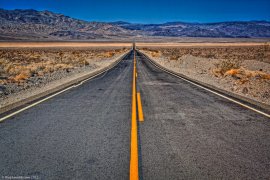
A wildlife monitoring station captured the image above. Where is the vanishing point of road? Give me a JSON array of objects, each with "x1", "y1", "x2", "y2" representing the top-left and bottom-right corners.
[{"x1": 0, "y1": 49, "x2": 270, "y2": 180}]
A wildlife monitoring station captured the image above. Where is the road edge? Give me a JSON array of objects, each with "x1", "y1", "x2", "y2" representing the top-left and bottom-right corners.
[
  {"x1": 0, "y1": 50, "x2": 131, "y2": 116},
  {"x1": 137, "y1": 50, "x2": 270, "y2": 114}
]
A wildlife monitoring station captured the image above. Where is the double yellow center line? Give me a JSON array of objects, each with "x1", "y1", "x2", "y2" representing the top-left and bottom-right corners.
[{"x1": 130, "y1": 50, "x2": 144, "y2": 180}]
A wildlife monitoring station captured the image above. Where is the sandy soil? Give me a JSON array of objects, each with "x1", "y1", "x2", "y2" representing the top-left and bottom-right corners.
[
  {"x1": 137, "y1": 42, "x2": 269, "y2": 47},
  {"x1": 138, "y1": 44, "x2": 270, "y2": 105},
  {"x1": 0, "y1": 42, "x2": 132, "y2": 48}
]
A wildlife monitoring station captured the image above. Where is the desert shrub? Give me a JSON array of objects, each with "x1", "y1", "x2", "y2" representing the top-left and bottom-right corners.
[
  {"x1": 43, "y1": 66, "x2": 55, "y2": 73},
  {"x1": 215, "y1": 60, "x2": 240, "y2": 75},
  {"x1": 103, "y1": 51, "x2": 115, "y2": 58},
  {"x1": 261, "y1": 73, "x2": 270, "y2": 80},
  {"x1": 0, "y1": 79, "x2": 7, "y2": 85},
  {"x1": 224, "y1": 68, "x2": 270, "y2": 81},
  {"x1": 225, "y1": 69, "x2": 241, "y2": 76},
  {"x1": 150, "y1": 50, "x2": 161, "y2": 57},
  {"x1": 13, "y1": 70, "x2": 31, "y2": 82},
  {"x1": 169, "y1": 55, "x2": 180, "y2": 60},
  {"x1": 84, "y1": 60, "x2": 90, "y2": 66}
]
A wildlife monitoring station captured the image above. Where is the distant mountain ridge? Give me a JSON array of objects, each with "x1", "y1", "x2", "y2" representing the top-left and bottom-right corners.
[
  {"x1": 112, "y1": 20, "x2": 270, "y2": 38},
  {"x1": 0, "y1": 9, "x2": 133, "y2": 40},
  {"x1": 0, "y1": 9, "x2": 270, "y2": 40}
]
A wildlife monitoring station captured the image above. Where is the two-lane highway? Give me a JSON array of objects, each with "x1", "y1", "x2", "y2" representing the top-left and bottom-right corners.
[{"x1": 0, "y1": 49, "x2": 270, "y2": 180}]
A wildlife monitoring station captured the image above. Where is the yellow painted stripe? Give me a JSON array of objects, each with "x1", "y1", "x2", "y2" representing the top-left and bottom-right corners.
[
  {"x1": 137, "y1": 92, "x2": 144, "y2": 122},
  {"x1": 130, "y1": 51, "x2": 139, "y2": 180}
]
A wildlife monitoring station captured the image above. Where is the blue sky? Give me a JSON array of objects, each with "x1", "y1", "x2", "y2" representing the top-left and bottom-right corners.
[{"x1": 0, "y1": 0, "x2": 269, "y2": 23}]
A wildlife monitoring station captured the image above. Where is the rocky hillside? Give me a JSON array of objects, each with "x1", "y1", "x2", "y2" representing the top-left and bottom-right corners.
[
  {"x1": 0, "y1": 9, "x2": 133, "y2": 40},
  {"x1": 114, "y1": 21, "x2": 270, "y2": 38},
  {"x1": 0, "y1": 9, "x2": 270, "y2": 40}
]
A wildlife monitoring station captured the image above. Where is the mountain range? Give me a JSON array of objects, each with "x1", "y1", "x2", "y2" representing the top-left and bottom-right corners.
[{"x1": 0, "y1": 9, "x2": 270, "y2": 40}]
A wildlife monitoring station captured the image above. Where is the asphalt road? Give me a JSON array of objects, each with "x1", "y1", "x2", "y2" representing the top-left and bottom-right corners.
[{"x1": 0, "y1": 50, "x2": 270, "y2": 180}]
